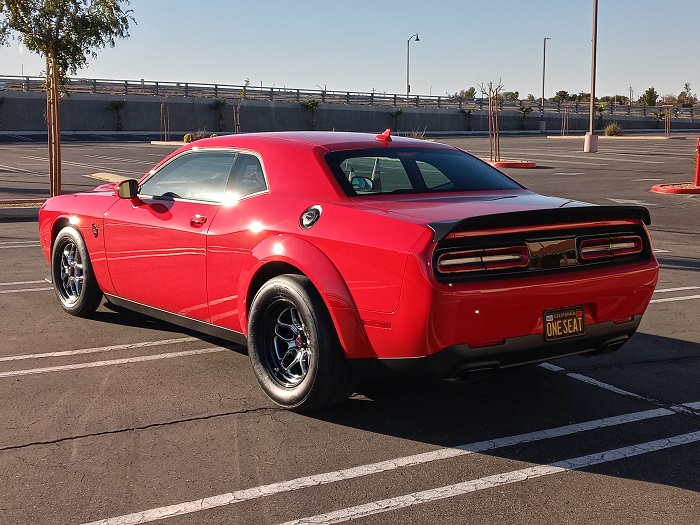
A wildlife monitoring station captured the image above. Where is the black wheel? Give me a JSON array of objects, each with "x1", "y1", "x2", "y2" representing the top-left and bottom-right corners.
[
  {"x1": 248, "y1": 275, "x2": 357, "y2": 411},
  {"x1": 51, "y1": 226, "x2": 103, "y2": 317}
]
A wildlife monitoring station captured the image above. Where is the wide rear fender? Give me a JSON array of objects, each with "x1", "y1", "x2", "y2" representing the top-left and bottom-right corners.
[{"x1": 238, "y1": 235, "x2": 375, "y2": 359}]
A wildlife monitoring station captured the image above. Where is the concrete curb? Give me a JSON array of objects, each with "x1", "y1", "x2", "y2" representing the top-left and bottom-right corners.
[
  {"x1": 651, "y1": 183, "x2": 700, "y2": 194},
  {"x1": 547, "y1": 134, "x2": 688, "y2": 140}
]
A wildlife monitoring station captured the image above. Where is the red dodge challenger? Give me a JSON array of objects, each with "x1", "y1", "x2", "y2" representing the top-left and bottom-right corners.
[{"x1": 39, "y1": 131, "x2": 659, "y2": 410}]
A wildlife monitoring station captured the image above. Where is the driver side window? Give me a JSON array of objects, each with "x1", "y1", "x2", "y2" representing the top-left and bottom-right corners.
[{"x1": 140, "y1": 151, "x2": 236, "y2": 203}]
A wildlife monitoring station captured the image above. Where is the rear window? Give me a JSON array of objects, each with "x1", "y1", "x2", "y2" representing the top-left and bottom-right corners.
[{"x1": 325, "y1": 147, "x2": 523, "y2": 196}]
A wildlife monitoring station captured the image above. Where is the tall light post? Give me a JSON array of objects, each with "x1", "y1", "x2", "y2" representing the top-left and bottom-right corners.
[
  {"x1": 584, "y1": 0, "x2": 599, "y2": 153},
  {"x1": 406, "y1": 33, "x2": 419, "y2": 104},
  {"x1": 540, "y1": 37, "x2": 551, "y2": 133}
]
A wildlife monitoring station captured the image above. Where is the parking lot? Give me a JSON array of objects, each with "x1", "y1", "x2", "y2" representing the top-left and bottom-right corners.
[{"x1": 1, "y1": 135, "x2": 699, "y2": 524}]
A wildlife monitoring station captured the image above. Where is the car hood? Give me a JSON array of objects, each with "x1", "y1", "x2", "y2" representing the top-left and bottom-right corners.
[{"x1": 351, "y1": 190, "x2": 590, "y2": 224}]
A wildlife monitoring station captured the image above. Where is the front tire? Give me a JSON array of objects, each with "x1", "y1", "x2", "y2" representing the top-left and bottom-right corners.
[
  {"x1": 51, "y1": 226, "x2": 103, "y2": 317},
  {"x1": 248, "y1": 275, "x2": 357, "y2": 411}
]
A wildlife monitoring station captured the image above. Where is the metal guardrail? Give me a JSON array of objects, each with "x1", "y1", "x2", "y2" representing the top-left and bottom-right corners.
[{"x1": 0, "y1": 74, "x2": 696, "y2": 118}]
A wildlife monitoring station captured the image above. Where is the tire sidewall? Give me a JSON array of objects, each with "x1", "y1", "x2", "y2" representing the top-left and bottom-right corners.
[
  {"x1": 51, "y1": 226, "x2": 100, "y2": 315},
  {"x1": 248, "y1": 276, "x2": 327, "y2": 408}
]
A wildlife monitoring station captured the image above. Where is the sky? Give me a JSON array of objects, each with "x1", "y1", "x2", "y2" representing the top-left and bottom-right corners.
[{"x1": 1, "y1": 0, "x2": 699, "y2": 101}]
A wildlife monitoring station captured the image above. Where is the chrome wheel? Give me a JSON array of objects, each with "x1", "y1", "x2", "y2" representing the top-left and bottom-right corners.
[
  {"x1": 51, "y1": 227, "x2": 103, "y2": 317},
  {"x1": 272, "y1": 305, "x2": 312, "y2": 387},
  {"x1": 57, "y1": 241, "x2": 84, "y2": 305}
]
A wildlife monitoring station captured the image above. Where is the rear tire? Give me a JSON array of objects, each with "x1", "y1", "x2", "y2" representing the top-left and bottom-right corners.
[
  {"x1": 248, "y1": 275, "x2": 357, "y2": 411},
  {"x1": 51, "y1": 226, "x2": 103, "y2": 317}
]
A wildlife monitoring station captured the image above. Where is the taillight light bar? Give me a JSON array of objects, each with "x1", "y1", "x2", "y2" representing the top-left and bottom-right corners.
[
  {"x1": 578, "y1": 235, "x2": 643, "y2": 261},
  {"x1": 437, "y1": 246, "x2": 530, "y2": 274}
]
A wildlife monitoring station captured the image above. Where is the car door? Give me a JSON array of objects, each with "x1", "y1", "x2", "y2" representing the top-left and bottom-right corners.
[{"x1": 103, "y1": 150, "x2": 236, "y2": 321}]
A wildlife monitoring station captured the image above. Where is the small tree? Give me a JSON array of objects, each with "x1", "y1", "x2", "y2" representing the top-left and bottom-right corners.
[
  {"x1": 209, "y1": 98, "x2": 226, "y2": 132},
  {"x1": 388, "y1": 108, "x2": 402, "y2": 132},
  {"x1": 301, "y1": 99, "x2": 320, "y2": 130},
  {"x1": 639, "y1": 87, "x2": 659, "y2": 107},
  {"x1": 596, "y1": 103, "x2": 606, "y2": 129},
  {"x1": 108, "y1": 99, "x2": 125, "y2": 131},
  {"x1": 459, "y1": 108, "x2": 472, "y2": 131},
  {"x1": 0, "y1": 1, "x2": 134, "y2": 196},
  {"x1": 447, "y1": 87, "x2": 476, "y2": 104},
  {"x1": 678, "y1": 83, "x2": 697, "y2": 107},
  {"x1": 552, "y1": 90, "x2": 570, "y2": 103},
  {"x1": 517, "y1": 106, "x2": 533, "y2": 130}
]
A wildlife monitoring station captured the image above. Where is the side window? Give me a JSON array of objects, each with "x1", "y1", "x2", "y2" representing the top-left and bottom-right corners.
[
  {"x1": 139, "y1": 151, "x2": 236, "y2": 203},
  {"x1": 230, "y1": 154, "x2": 267, "y2": 197}
]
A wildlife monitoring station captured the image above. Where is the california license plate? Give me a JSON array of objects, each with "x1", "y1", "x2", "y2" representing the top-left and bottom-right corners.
[{"x1": 544, "y1": 306, "x2": 585, "y2": 341}]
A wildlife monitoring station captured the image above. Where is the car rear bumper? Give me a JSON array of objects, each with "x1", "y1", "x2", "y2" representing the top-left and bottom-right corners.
[{"x1": 351, "y1": 315, "x2": 641, "y2": 381}]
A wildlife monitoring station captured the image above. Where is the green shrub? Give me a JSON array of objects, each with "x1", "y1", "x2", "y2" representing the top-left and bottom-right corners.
[{"x1": 604, "y1": 122, "x2": 622, "y2": 136}]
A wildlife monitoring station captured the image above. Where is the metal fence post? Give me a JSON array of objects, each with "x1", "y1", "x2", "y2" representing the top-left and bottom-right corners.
[{"x1": 124, "y1": 80, "x2": 128, "y2": 95}]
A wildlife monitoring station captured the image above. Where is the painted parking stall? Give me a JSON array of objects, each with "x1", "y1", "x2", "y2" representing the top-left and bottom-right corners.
[{"x1": 1, "y1": 137, "x2": 699, "y2": 524}]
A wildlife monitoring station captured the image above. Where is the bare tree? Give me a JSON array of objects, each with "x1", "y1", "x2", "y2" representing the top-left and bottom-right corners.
[{"x1": 479, "y1": 80, "x2": 504, "y2": 162}]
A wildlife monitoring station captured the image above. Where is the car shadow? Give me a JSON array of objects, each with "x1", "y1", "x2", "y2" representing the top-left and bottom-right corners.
[
  {"x1": 93, "y1": 301, "x2": 248, "y2": 355},
  {"x1": 305, "y1": 332, "x2": 700, "y2": 493}
]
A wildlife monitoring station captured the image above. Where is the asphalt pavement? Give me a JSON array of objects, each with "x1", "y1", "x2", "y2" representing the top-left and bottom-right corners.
[{"x1": 1, "y1": 135, "x2": 699, "y2": 524}]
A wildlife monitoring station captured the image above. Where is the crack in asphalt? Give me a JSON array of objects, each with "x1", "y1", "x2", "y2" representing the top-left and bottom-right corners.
[
  {"x1": 541, "y1": 364, "x2": 700, "y2": 420},
  {"x1": 0, "y1": 406, "x2": 279, "y2": 453}
]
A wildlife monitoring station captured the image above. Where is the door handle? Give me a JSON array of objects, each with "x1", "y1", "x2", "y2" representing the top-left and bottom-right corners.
[{"x1": 191, "y1": 214, "x2": 207, "y2": 225}]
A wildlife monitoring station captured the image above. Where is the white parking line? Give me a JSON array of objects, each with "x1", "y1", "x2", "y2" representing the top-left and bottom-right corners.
[
  {"x1": 0, "y1": 242, "x2": 41, "y2": 250},
  {"x1": 654, "y1": 286, "x2": 700, "y2": 293},
  {"x1": 650, "y1": 295, "x2": 700, "y2": 304},
  {"x1": 0, "y1": 337, "x2": 201, "y2": 363},
  {"x1": 21, "y1": 155, "x2": 143, "y2": 176},
  {"x1": 273, "y1": 431, "x2": 700, "y2": 525},
  {"x1": 78, "y1": 402, "x2": 697, "y2": 525},
  {"x1": 539, "y1": 363, "x2": 653, "y2": 402},
  {"x1": 0, "y1": 287, "x2": 53, "y2": 294},
  {"x1": 0, "y1": 347, "x2": 226, "y2": 378},
  {"x1": 0, "y1": 163, "x2": 43, "y2": 176},
  {"x1": 83, "y1": 154, "x2": 153, "y2": 165},
  {"x1": 0, "y1": 280, "x2": 46, "y2": 286}
]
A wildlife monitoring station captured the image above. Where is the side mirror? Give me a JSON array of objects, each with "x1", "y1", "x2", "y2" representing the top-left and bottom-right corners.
[{"x1": 115, "y1": 179, "x2": 139, "y2": 199}]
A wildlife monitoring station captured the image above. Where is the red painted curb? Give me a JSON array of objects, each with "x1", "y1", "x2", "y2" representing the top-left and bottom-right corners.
[
  {"x1": 651, "y1": 183, "x2": 700, "y2": 194},
  {"x1": 493, "y1": 161, "x2": 537, "y2": 169}
]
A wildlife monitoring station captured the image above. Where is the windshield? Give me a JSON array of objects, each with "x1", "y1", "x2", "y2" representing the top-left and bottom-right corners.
[{"x1": 325, "y1": 147, "x2": 523, "y2": 196}]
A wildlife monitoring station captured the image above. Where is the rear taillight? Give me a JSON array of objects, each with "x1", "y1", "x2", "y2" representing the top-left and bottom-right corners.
[
  {"x1": 578, "y1": 235, "x2": 643, "y2": 261},
  {"x1": 437, "y1": 246, "x2": 529, "y2": 274}
]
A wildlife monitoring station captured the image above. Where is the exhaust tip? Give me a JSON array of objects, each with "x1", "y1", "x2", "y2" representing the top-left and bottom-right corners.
[{"x1": 445, "y1": 364, "x2": 499, "y2": 383}]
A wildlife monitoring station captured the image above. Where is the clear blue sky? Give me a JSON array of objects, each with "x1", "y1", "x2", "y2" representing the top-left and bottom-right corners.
[{"x1": 1, "y1": 0, "x2": 699, "y2": 100}]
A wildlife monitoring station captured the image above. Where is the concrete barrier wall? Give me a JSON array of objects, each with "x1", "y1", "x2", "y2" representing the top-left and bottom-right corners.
[{"x1": 1, "y1": 91, "x2": 698, "y2": 135}]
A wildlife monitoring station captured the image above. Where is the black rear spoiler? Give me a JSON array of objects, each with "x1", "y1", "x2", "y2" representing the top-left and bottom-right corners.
[{"x1": 428, "y1": 205, "x2": 652, "y2": 242}]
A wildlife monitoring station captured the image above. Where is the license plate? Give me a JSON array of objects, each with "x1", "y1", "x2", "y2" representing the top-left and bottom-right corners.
[{"x1": 544, "y1": 306, "x2": 585, "y2": 341}]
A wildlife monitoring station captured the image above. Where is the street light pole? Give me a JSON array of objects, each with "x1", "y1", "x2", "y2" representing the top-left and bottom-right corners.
[
  {"x1": 407, "y1": 33, "x2": 419, "y2": 104},
  {"x1": 540, "y1": 37, "x2": 550, "y2": 132},
  {"x1": 584, "y1": 0, "x2": 599, "y2": 153}
]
